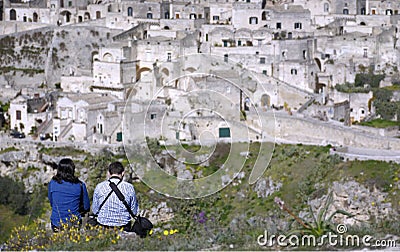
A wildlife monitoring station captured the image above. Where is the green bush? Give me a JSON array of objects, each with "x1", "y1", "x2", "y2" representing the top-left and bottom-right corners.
[{"x1": 355, "y1": 73, "x2": 385, "y2": 88}]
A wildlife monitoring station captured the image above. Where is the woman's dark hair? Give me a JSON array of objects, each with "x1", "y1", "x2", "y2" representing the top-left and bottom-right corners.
[{"x1": 52, "y1": 158, "x2": 80, "y2": 184}]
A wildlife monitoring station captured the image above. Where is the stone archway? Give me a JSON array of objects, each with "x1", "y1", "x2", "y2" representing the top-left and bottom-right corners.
[
  {"x1": 60, "y1": 10, "x2": 71, "y2": 23},
  {"x1": 260, "y1": 94, "x2": 270, "y2": 108},
  {"x1": 136, "y1": 67, "x2": 151, "y2": 81}
]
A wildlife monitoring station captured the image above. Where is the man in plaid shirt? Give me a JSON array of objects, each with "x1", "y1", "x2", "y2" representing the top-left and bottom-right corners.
[{"x1": 92, "y1": 162, "x2": 139, "y2": 230}]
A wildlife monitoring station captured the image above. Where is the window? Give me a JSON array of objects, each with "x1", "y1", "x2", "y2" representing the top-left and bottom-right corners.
[
  {"x1": 151, "y1": 113, "x2": 156, "y2": 120},
  {"x1": 262, "y1": 70, "x2": 267, "y2": 75},
  {"x1": 33, "y1": 12, "x2": 38, "y2": 22},
  {"x1": 324, "y1": 3, "x2": 329, "y2": 12},
  {"x1": 190, "y1": 13, "x2": 197, "y2": 19},
  {"x1": 363, "y1": 48, "x2": 367, "y2": 58},
  {"x1": 16, "y1": 110, "x2": 21, "y2": 120},
  {"x1": 219, "y1": 128, "x2": 231, "y2": 138},
  {"x1": 343, "y1": 9, "x2": 349, "y2": 14},
  {"x1": 291, "y1": 69, "x2": 297, "y2": 75},
  {"x1": 68, "y1": 1, "x2": 72, "y2": 6},
  {"x1": 213, "y1": 15, "x2": 219, "y2": 21},
  {"x1": 276, "y1": 22, "x2": 281, "y2": 29},
  {"x1": 99, "y1": 124, "x2": 103, "y2": 134},
  {"x1": 116, "y1": 132, "x2": 122, "y2": 142},
  {"x1": 303, "y1": 50, "x2": 307, "y2": 59},
  {"x1": 128, "y1": 7, "x2": 133, "y2": 17},
  {"x1": 206, "y1": 34, "x2": 208, "y2": 41},
  {"x1": 294, "y1": 22, "x2": 302, "y2": 29},
  {"x1": 238, "y1": 40, "x2": 241, "y2": 46},
  {"x1": 224, "y1": 54, "x2": 228, "y2": 62},
  {"x1": 167, "y1": 52, "x2": 171, "y2": 62},
  {"x1": 249, "y1": 17, "x2": 258, "y2": 25},
  {"x1": 164, "y1": 12, "x2": 169, "y2": 19},
  {"x1": 147, "y1": 13, "x2": 153, "y2": 19},
  {"x1": 260, "y1": 57, "x2": 265, "y2": 64}
]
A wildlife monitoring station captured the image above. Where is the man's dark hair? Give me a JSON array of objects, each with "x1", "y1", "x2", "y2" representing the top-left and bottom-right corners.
[
  {"x1": 109, "y1": 162, "x2": 124, "y2": 175},
  {"x1": 53, "y1": 158, "x2": 80, "y2": 184}
]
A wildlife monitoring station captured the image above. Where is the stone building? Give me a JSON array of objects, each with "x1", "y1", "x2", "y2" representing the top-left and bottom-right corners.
[{"x1": 9, "y1": 94, "x2": 48, "y2": 136}]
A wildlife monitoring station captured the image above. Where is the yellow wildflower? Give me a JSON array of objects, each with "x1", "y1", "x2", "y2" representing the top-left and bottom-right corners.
[{"x1": 163, "y1": 230, "x2": 169, "y2": 236}]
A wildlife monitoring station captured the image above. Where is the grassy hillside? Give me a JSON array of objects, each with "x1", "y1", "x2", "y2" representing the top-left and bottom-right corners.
[{"x1": 2, "y1": 143, "x2": 400, "y2": 250}]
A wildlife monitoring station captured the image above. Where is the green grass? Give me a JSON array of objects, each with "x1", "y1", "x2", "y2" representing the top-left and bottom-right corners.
[
  {"x1": 0, "y1": 147, "x2": 19, "y2": 154},
  {"x1": 0, "y1": 205, "x2": 28, "y2": 243},
  {"x1": 359, "y1": 119, "x2": 399, "y2": 128},
  {"x1": 39, "y1": 146, "x2": 87, "y2": 157}
]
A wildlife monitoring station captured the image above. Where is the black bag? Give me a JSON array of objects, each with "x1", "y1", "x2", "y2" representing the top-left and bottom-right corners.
[
  {"x1": 132, "y1": 216, "x2": 153, "y2": 238},
  {"x1": 87, "y1": 214, "x2": 98, "y2": 226}
]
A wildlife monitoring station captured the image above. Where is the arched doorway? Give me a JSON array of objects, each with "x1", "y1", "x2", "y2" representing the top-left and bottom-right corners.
[
  {"x1": 33, "y1": 12, "x2": 38, "y2": 22},
  {"x1": 127, "y1": 7, "x2": 133, "y2": 16},
  {"x1": 262, "y1": 11, "x2": 267, "y2": 20},
  {"x1": 10, "y1": 9, "x2": 16, "y2": 21},
  {"x1": 260, "y1": 94, "x2": 270, "y2": 108},
  {"x1": 60, "y1": 10, "x2": 71, "y2": 23},
  {"x1": 84, "y1": 12, "x2": 90, "y2": 20}
]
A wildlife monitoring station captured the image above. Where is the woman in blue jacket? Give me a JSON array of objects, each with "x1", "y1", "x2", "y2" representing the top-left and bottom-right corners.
[{"x1": 48, "y1": 158, "x2": 90, "y2": 232}]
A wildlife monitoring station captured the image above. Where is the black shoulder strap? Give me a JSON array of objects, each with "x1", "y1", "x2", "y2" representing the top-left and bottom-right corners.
[
  {"x1": 95, "y1": 179, "x2": 122, "y2": 216},
  {"x1": 109, "y1": 181, "x2": 138, "y2": 220}
]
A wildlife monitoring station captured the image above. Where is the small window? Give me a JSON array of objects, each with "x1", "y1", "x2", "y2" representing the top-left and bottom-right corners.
[
  {"x1": 238, "y1": 40, "x2": 241, "y2": 46},
  {"x1": 249, "y1": 17, "x2": 258, "y2": 25},
  {"x1": 276, "y1": 22, "x2": 281, "y2": 29},
  {"x1": 151, "y1": 113, "x2": 156, "y2": 119},
  {"x1": 213, "y1": 15, "x2": 219, "y2": 21},
  {"x1": 343, "y1": 9, "x2": 349, "y2": 14},
  {"x1": 260, "y1": 57, "x2": 265, "y2": 64},
  {"x1": 167, "y1": 52, "x2": 171, "y2": 62},
  {"x1": 262, "y1": 70, "x2": 267, "y2": 75},
  {"x1": 219, "y1": 127, "x2": 231, "y2": 138},
  {"x1": 294, "y1": 22, "x2": 302, "y2": 29},
  {"x1": 16, "y1": 110, "x2": 21, "y2": 120},
  {"x1": 147, "y1": 13, "x2": 153, "y2": 19}
]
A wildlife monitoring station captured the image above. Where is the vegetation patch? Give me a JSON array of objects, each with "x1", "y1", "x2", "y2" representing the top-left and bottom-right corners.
[{"x1": 359, "y1": 119, "x2": 399, "y2": 128}]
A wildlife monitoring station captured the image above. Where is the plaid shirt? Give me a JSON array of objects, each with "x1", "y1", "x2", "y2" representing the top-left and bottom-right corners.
[{"x1": 92, "y1": 177, "x2": 139, "y2": 227}]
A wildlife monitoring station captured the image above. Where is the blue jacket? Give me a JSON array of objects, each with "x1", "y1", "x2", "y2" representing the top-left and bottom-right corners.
[{"x1": 48, "y1": 179, "x2": 90, "y2": 227}]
